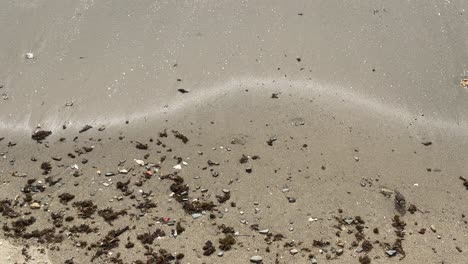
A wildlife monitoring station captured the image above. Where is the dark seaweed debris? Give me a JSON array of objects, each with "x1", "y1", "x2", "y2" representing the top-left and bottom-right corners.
[
  {"x1": 171, "y1": 130, "x2": 189, "y2": 143},
  {"x1": 41, "y1": 162, "x2": 52, "y2": 175},
  {"x1": 137, "y1": 229, "x2": 166, "y2": 244},
  {"x1": 31, "y1": 130, "x2": 52, "y2": 141},
  {"x1": 202, "y1": 240, "x2": 216, "y2": 256},
  {"x1": 394, "y1": 191, "x2": 406, "y2": 215},
  {"x1": 91, "y1": 226, "x2": 129, "y2": 261},
  {"x1": 135, "y1": 142, "x2": 148, "y2": 150},
  {"x1": 58, "y1": 193, "x2": 75, "y2": 205},
  {"x1": 73, "y1": 200, "x2": 97, "y2": 219},
  {"x1": 266, "y1": 137, "x2": 277, "y2": 146},
  {"x1": 182, "y1": 201, "x2": 215, "y2": 214},
  {"x1": 0, "y1": 199, "x2": 19, "y2": 218},
  {"x1": 219, "y1": 234, "x2": 236, "y2": 251},
  {"x1": 79, "y1": 125, "x2": 93, "y2": 133},
  {"x1": 216, "y1": 192, "x2": 231, "y2": 203},
  {"x1": 359, "y1": 255, "x2": 371, "y2": 264},
  {"x1": 392, "y1": 215, "x2": 406, "y2": 238},
  {"x1": 460, "y1": 176, "x2": 468, "y2": 190},
  {"x1": 407, "y1": 204, "x2": 417, "y2": 214},
  {"x1": 98, "y1": 208, "x2": 127, "y2": 224}
]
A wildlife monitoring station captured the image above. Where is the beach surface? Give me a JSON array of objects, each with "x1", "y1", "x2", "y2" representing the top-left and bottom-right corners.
[{"x1": 0, "y1": 1, "x2": 467, "y2": 263}]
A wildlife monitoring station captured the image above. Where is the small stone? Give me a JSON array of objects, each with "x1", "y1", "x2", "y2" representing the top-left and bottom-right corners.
[
  {"x1": 380, "y1": 188, "x2": 394, "y2": 197},
  {"x1": 430, "y1": 225, "x2": 436, "y2": 232},
  {"x1": 287, "y1": 197, "x2": 296, "y2": 203},
  {"x1": 386, "y1": 250, "x2": 397, "y2": 256},
  {"x1": 290, "y1": 249, "x2": 298, "y2": 255},
  {"x1": 250, "y1": 256, "x2": 263, "y2": 263},
  {"x1": 291, "y1": 117, "x2": 305, "y2": 126},
  {"x1": 259, "y1": 229, "x2": 269, "y2": 234},
  {"x1": 105, "y1": 172, "x2": 115, "y2": 177},
  {"x1": 217, "y1": 252, "x2": 224, "y2": 257},
  {"x1": 192, "y1": 213, "x2": 202, "y2": 219},
  {"x1": 30, "y1": 202, "x2": 41, "y2": 209},
  {"x1": 134, "y1": 159, "x2": 145, "y2": 166},
  {"x1": 119, "y1": 169, "x2": 128, "y2": 174},
  {"x1": 173, "y1": 164, "x2": 182, "y2": 170},
  {"x1": 25, "y1": 52, "x2": 34, "y2": 59},
  {"x1": 336, "y1": 248, "x2": 343, "y2": 255},
  {"x1": 354, "y1": 156, "x2": 359, "y2": 162},
  {"x1": 344, "y1": 218, "x2": 354, "y2": 225},
  {"x1": 311, "y1": 257, "x2": 318, "y2": 264}
]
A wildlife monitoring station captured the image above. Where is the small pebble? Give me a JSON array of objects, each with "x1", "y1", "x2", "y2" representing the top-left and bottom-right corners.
[
  {"x1": 192, "y1": 213, "x2": 202, "y2": 219},
  {"x1": 30, "y1": 202, "x2": 41, "y2": 209},
  {"x1": 250, "y1": 256, "x2": 263, "y2": 263}
]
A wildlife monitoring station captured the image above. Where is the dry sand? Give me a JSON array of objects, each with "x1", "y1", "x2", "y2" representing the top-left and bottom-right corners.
[{"x1": 1, "y1": 1, "x2": 468, "y2": 264}]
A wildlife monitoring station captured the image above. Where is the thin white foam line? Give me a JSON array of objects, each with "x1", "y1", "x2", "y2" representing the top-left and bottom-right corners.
[
  {"x1": 101, "y1": 76, "x2": 467, "y2": 134},
  {"x1": 0, "y1": 76, "x2": 466, "y2": 135}
]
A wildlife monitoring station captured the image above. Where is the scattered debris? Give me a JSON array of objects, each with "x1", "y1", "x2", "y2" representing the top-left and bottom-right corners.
[
  {"x1": 421, "y1": 141, "x2": 432, "y2": 146},
  {"x1": 459, "y1": 176, "x2": 468, "y2": 190},
  {"x1": 172, "y1": 130, "x2": 189, "y2": 143},
  {"x1": 266, "y1": 137, "x2": 277, "y2": 146},
  {"x1": 394, "y1": 190, "x2": 407, "y2": 215},
  {"x1": 31, "y1": 130, "x2": 52, "y2": 141},
  {"x1": 79, "y1": 125, "x2": 93, "y2": 133},
  {"x1": 203, "y1": 241, "x2": 216, "y2": 256}
]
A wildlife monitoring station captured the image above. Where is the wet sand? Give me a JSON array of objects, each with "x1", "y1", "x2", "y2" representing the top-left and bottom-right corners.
[{"x1": 1, "y1": 1, "x2": 468, "y2": 264}]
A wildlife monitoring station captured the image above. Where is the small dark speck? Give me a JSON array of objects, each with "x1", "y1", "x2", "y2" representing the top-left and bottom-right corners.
[
  {"x1": 421, "y1": 141, "x2": 432, "y2": 146},
  {"x1": 177, "y1": 78, "x2": 182, "y2": 82},
  {"x1": 296, "y1": 58, "x2": 301, "y2": 62},
  {"x1": 372, "y1": 68, "x2": 376, "y2": 72},
  {"x1": 298, "y1": 13, "x2": 303, "y2": 16},
  {"x1": 178, "y1": 89, "x2": 189, "y2": 94}
]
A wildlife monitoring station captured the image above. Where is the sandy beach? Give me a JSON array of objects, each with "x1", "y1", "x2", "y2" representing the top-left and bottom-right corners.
[{"x1": 1, "y1": 1, "x2": 468, "y2": 263}]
